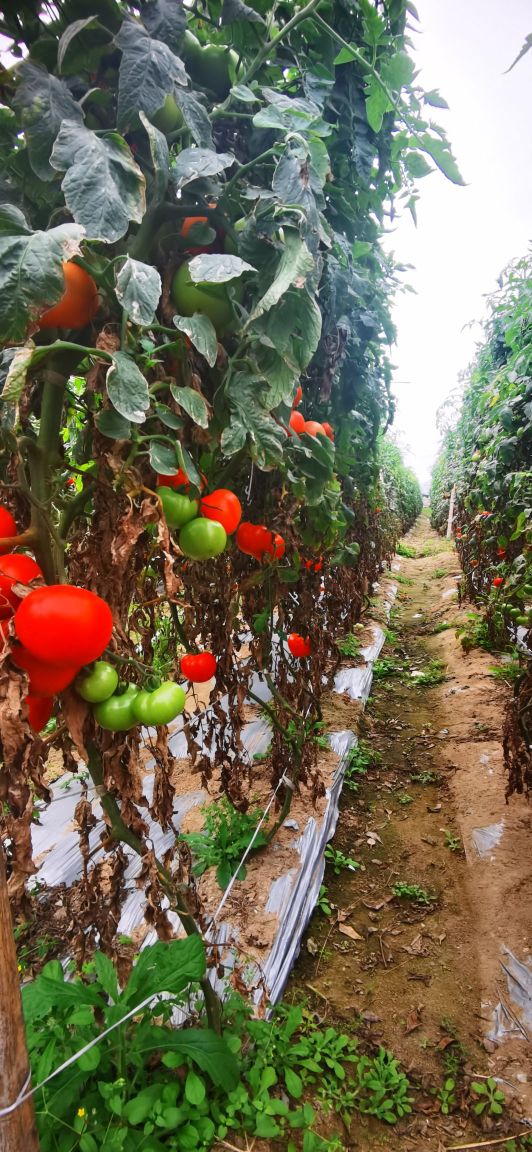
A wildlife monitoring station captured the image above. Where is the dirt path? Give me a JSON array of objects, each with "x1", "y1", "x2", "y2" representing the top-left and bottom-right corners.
[{"x1": 288, "y1": 511, "x2": 532, "y2": 1149}]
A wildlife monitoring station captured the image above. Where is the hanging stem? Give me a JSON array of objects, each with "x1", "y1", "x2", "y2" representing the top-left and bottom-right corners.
[{"x1": 86, "y1": 743, "x2": 222, "y2": 1033}]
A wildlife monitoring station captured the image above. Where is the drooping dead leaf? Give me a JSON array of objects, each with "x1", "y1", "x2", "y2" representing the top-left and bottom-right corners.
[
  {"x1": 405, "y1": 1006, "x2": 423, "y2": 1033},
  {"x1": 339, "y1": 923, "x2": 364, "y2": 942}
]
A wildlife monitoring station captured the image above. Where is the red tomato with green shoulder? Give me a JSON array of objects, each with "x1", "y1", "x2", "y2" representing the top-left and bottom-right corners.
[
  {"x1": 39, "y1": 262, "x2": 98, "y2": 330},
  {"x1": 26, "y1": 694, "x2": 54, "y2": 732},
  {"x1": 180, "y1": 652, "x2": 216, "y2": 683},
  {"x1": 75, "y1": 660, "x2": 119, "y2": 703},
  {"x1": 287, "y1": 633, "x2": 311, "y2": 658},
  {"x1": 179, "y1": 517, "x2": 227, "y2": 560},
  {"x1": 157, "y1": 487, "x2": 199, "y2": 529},
  {"x1": 0, "y1": 507, "x2": 17, "y2": 554},
  {"x1": 0, "y1": 553, "x2": 43, "y2": 617},
  {"x1": 11, "y1": 645, "x2": 79, "y2": 697},
  {"x1": 131, "y1": 681, "x2": 186, "y2": 725},
  {"x1": 15, "y1": 585, "x2": 113, "y2": 667},
  {"x1": 94, "y1": 684, "x2": 139, "y2": 731},
  {"x1": 200, "y1": 489, "x2": 242, "y2": 535}
]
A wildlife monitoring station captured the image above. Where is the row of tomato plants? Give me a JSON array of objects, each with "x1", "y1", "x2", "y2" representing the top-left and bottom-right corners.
[
  {"x1": 0, "y1": 0, "x2": 443, "y2": 1036},
  {"x1": 430, "y1": 254, "x2": 532, "y2": 795}
]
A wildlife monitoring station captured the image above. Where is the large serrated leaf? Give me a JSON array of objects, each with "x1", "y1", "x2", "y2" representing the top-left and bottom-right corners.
[
  {"x1": 220, "y1": 371, "x2": 286, "y2": 468},
  {"x1": 0, "y1": 220, "x2": 84, "y2": 343},
  {"x1": 364, "y1": 78, "x2": 392, "y2": 134},
  {"x1": 106, "y1": 352, "x2": 150, "y2": 423},
  {"x1": 173, "y1": 89, "x2": 213, "y2": 148},
  {"x1": 50, "y1": 121, "x2": 146, "y2": 242},
  {"x1": 173, "y1": 314, "x2": 218, "y2": 367},
  {"x1": 141, "y1": 0, "x2": 186, "y2": 49},
  {"x1": 139, "y1": 1026, "x2": 239, "y2": 1091},
  {"x1": 115, "y1": 19, "x2": 187, "y2": 132},
  {"x1": 122, "y1": 935, "x2": 205, "y2": 1007},
  {"x1": 418, "y1": 132, "x2": 465, "y2": 186},
  {"x1": 221, "y1": 0, "x2": 264, "y2": 23},
  {"x1": 13, "y1": 60, "x2": 83, "y2": 181},
  {"x1": 188, "y1": 253, "x2": 255, "y2": 284},
  {"x1": 115, "y1": 257, "x2": 161, "y2": 325},
  {"x1": 139, "y1": 111, "x2": 169, "y2": 203},
  {"x1": 246, "y1": 232, "x2": 314, "y2": 326},
  {"x1": 172, "y1": 147, "x2": 235, "y2": 190},
  {"x1": 170, "y1": 385, "x2": 209, "y2": 428}
]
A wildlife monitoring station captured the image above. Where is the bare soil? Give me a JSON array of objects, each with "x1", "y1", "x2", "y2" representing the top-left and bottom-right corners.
[{"x1": 285, "y1": 512, "x2": 532, "y2": 1149}]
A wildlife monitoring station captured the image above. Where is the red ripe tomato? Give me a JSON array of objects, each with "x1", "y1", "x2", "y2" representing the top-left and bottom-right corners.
[
  {"x1": 237, "y1": 523, "x2": 285, "y2": 562},
  {"x1": 269, "y1": 533, "x2": 285, "y2": 560},
  {"x1": 156, "y1": 468, "x2": 206, "y2": 493},
  {"x1": 11, "y1": 645, "x2": 79, "y2": 697},
  {"x1": 15, "y1": 585, "x2": 113, "y2": 666},
  {"x1": 303, "y1": 420, "x2": 326, "y2": 438},
  {"x1": 236, "y1": 522, "x2": 264, "y2": 557},
  {"x1": 0, "y1": 507, "x2": 17, "y2": 554},
  {"x1": 26, "y1": 695, "x2": 54, "y2": 732},
  {"x1": 292, "y1": 385, "x2": 303, "y2": 408},
  {"x1": 287, "y1": 633, "x2": 311, "y2": 658},
  {"x1": 0, "y1": 618, "x2": 10, "y2": 641},
  {"x1": 492, "y1": 577, "x2": 504, "y2": 588},
  {"x1": 497, "y1": 548, "x2": 506, "y2": 558},
  {"x1": 321, "y1": 422, "x2": 334, "y2": 441},
  {"x1": 180, "y1": 652, "x2": 216, "y2": 682},
  {"x1": 0, "y1": 554, "x2": 43, "y2": 617},
  {"x1": 289, "y1": 410, "x2": 305, "y2": 435},
  {"x1": 200, "y1": 489, "x2": 242, "y2": 535},
  {"x1": 39, "y1": 262, "x2": 98, "y2": 330},
  {"x1": 470, "y1": 559, "x2": 479, "y2": 568}
]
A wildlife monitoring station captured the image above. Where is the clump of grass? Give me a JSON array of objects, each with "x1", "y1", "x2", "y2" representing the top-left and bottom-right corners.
[
  {"x1": 373, "y1": 657, "x2": 405, "y2": 680},
  {"x1": 410, "y1": 660, "x2": 446, "y2": 686},
  {"x1": 430, "y1": 567, "x2": 447, "y2": 580},
  {"x1": 392, "y1": 881, "x2": 433, "y2": 905},
  {"x1": 397, "y1": 542, "x2": 417, "y2": 559}
]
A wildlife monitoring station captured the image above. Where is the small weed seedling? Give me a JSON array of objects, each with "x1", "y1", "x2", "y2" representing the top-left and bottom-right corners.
[
  {"x1": 344, "y1": 739, "x2": 382, "y2": 790},
  {"x1": 349, "y1": 1048, "x2": 414, "y2": 1124},
  {"x1": 325, "y1": 845, "x2": 360, "y2": 875},
  {"x1": 337, "y1": 632, "x2": 361, "y2": 658},
  {"x1": 182, "y1": 795, "x2": 269, "y2": 889},
  {"x1": 436, "y1": 1077, "x2": 457, "y2": 1114},
  {"x1": 411, "y1": 660, "x2": 446, "y2": 686},
  {"x1": 489, "y1": 660, "x2": 522, "y2": 683},
  {"x1": 383, "y1": 627, "x2": 398, "y2": 645},
  {"x1": 397, "y1": 542, "x2": 417, "y2": 559},
  {"x1": 410, "y1": 770, "x2": 440, "y2": 785},
  {"x1": 432, "y1": 619, "x2": 452, "y2": 634},
  {"x1": 395, "y1": 571, "x2": 414, "y2": 586},
  {"x1": 392, "y1": 881, "x2": 432, "y2": 906},
  {"x1": 431, "y1": 567, "x2": 448, "y2": 579},
  {"x1": 457, "y1": 612, "x2": 494, "y2": 653},
  {"x1": 317, "y1": 885, "x2": 333, "y2": 916},
  {"x1": 471, "y1": 1077, "x2": 505, "y2": 1116},
  {"x1": 443, "y1": 829, "x2": 461, "y2": 853},
  {"x1": 373, "y1": 657, "x2": 405, "y2": 680},
  {"x1": 397, "y1": 793, "x2": 413, "y2": 806}
]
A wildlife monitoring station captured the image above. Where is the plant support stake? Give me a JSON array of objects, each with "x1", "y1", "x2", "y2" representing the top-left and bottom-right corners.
[{"x1": 0, "y1": 843, "x2": 39, "y2": 1152}]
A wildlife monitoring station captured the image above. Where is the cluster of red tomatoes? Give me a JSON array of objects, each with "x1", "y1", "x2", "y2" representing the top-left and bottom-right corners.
[
  {"x1": 287, "y1": 386, "x2": 334, "y2": 442},
  {"x1": 0, "y1": 508, "x2": 114, "y2": 731}
]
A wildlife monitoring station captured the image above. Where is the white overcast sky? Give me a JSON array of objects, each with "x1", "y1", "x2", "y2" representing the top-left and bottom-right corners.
[{"x1": 386, "y1": 0, "x2": 532, "y2": 491}]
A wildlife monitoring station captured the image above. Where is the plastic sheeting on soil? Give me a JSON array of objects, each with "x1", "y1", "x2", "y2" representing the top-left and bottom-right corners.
[
  {"x1": 30, "y1": 582, "x2": 397, "y2": 1006},
  {"x1": 488, "y1": 948, "x2": 532, "y2": 1044}
]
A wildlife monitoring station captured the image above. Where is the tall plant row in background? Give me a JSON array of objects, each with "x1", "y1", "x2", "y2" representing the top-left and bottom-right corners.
[
  {"x1": 431, "y1": 255, "x2": 532, "y2": 796},
  {"x1": 0, "y1": 0, "x2": 441, "y2": 1125}
]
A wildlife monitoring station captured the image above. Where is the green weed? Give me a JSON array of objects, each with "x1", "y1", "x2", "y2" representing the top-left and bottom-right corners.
[
  {"x1": 489, "y1": 660, "x2": 522, "y2": 683},
  {"x1": 397, "y1": 793, "x2": 413, "y2": 806},
  {"x1": 392, "y1": 881, "x2": 433, "y2": 905},
  {"x1": 410, "y1": 771, "x2": 440, "y2": 785},
  {"x1": 336, "y1": 633, "x2": 361, "y2": 658},
  {"x1": 471, "y1": 1077, "x2": 505, "y2": 1117},
  {"x1": 316, "y1": 885, "x2": 333, "y2": 916},
  {"x1": 325, "y1": 845, "x2": 360, "y2": 875},
  {"x1": 410, "y1": 660, "x2": 446, "y2": 686},
  {"x1": 395, "y1": 572, "x2": 414, "y2": 586},
  {"x1": 373, "y1": 656, "x2": 405, "y2": 680},
  {"x1": 430, "y1": 567, "x2": 447, "y2": 579},
  {"x1": 436, "y1": 1077, "x2": 457, "y2": 1114},
  {"x1": 431, "y1": 620, "x2": 452, "y2": 633},
  {"x1": 443, "y1": 829, "x2": 461, "y2": 853},
  {"x1": 397, "y1": 542, "x2": 417, "y2": 558},
  {"x1": 182, "y1": 795, "x2": 268, "y2": 889}
]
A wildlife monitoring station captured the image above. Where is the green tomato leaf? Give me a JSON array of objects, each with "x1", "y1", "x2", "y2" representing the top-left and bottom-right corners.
[
  {"x1": 50, "y1": 122, "x2": 146, "y2": 243},
  {"x1": 0, "y1": 219, "x2": 84, "y2": 343},
  {"x1": 149, "y1": 439, "x2": 180, "y2": 474},
  {"x1": 172, "y1": 147, "x2": 235, "y2": 190},
  {"x1": 423, "y1": 88, "x2": 449, "y2": 109},
  {"x1": 173, "y1": 313, "x2": 218, "y2": 367},
  {"x1": 246, "y1": 231, "x2": 315, "y2": 326},
  {"x1": 115, "y1": 256, "x2": 161, "y2": 325},
  {"x1": 57, "y1": 17, "x2": 113, "y2": 75},
  {"x1": 173, "y1": 89, "x2": 213, "y2": 148},
  {"x1": 381, "y1": 50, "x2": 415, "y2": 91},
  {"x1": 13, "y1": 60, "x2": 83, "y2": 181},
  {"x1": 106, "y1": 351, "x2": 150, "y2": 423},
  {"x1": 170, "y1": 384, "x2": 209, "y2": 428},
  {"x1": 188, "y1": 253, "x2": 255, "y2": 284},
  {"x1": 115, "y1": 18, "x2": 187, "y2": 132},
  {"x1": 220, "y1": 372, "x2": 286, "y2": 468},
  {"x1": 417, "y1": 132, "x2": 465, "y2": 186},
  {"x1": 221, "y1": 0, "x2": 265, "y2": 23},
  {"x1": 2, "y1": 344, "x2": 34, "y2": 404},
  {"x1": 139, "y1": 111, "x2": 169, "y2": 203},
  {"x1": 141, "y1": 0, "x2": 186, "y2": 49},
  {"x1": 96, "y1": 407, "x2": 131, "y2": 439}
]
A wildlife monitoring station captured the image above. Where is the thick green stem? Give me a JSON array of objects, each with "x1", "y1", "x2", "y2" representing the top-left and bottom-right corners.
[
  {"x1": 86, "y1": 743, "x2": 222, "y2": 1033},
  {"x1": 25, "y1": 372, "x2": 67, "y2": 583}
]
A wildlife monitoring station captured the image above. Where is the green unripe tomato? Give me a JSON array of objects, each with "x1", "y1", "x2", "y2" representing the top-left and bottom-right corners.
[
  {"x1": 76, "y1": 660, "x2": 119, "y2": 703},
  {"x1": 516, "y1": 615, "x2": 531, "y2": 627},
  {"x1": 200, "y1": 44, "x2": 240, "y2": 99},
  {"x1": 150, "y1": 94, "x2": 184, "y2": 134},
  {"x1": 171, "y1": 260, "x2": 236, "y2": 334},
  {"x1": 179, "y1": 517, "x2": 227, "y2": 560},
  {"x1": 94, "y1": 684, "x2": 139, "y2": 731},
  {"x1": 182, "y1": 29, "x2": 203, "y2": 68},
  {"x1": 131, "y1": 682, "x2": 186, "y2": 726},
  {"x1": 157, "y1": 486, "x2": 199, "y2": 529}
]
